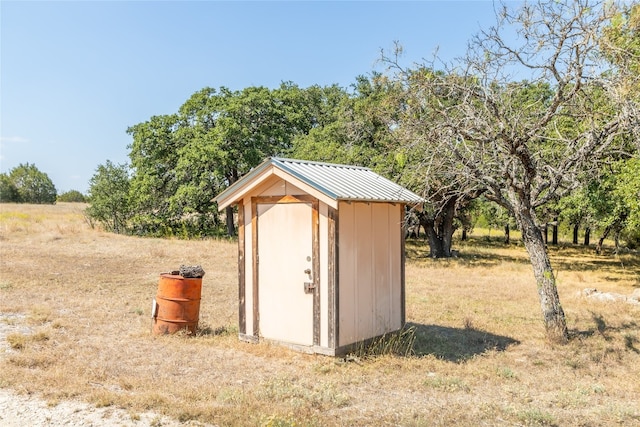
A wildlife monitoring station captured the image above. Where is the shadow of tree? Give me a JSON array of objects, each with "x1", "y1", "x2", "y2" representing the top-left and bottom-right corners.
[
  {"x1": 405, "y1": 239, "x2": 530, "y2": 268},
  {"x1": 405, "y1": 238, "x2": 640, "y2": 281},
  {"x1": 409, "y1": 322, "x2": 520, "y2": 363},
  {"x1": 569, "y1": 314, "x2": 639, "y2": 346}
]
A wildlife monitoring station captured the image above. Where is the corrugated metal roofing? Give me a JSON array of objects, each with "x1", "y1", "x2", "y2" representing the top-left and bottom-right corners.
[
  {"x1": 271, "y1": 157, "x2": 424, "y2": 204},
  {"x1": 215, "y1": 157, "x2": 424, "y2": 206}
]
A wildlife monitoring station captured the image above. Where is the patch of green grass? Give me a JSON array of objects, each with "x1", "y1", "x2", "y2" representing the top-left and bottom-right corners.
[
  {"x1": 564, "y1": 357, "x2": 585, "y2": 370},
  {"x1": 497, "y1": 366, "x2": 517, "y2": 379},
  {"x1": 261, "y1": 414, "x2": 298, "y2": 427},
  {"x1": 216, "y1": 387, "x2": 246, "y2": 404},
  {"x1": 516, "y1": 408, "x2": 557, "y2": 426},
  {"x1": 423, "y1": 374, "x2": 470, "y2": 392},
  {"x1": 348, "y1": 325, "x2": 416, "y2": 359},
  {"x1": 257, "y1": 376, "x2": 350, "y2": 410},
  {"x1": 196, "y1": 323, "x2": 238, "y2": 337}
]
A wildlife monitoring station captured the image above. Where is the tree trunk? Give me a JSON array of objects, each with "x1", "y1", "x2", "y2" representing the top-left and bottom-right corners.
[
  {"x1": 421, "y1": 197, "x2": 456, "y2": 258},
  {"x1": 516, "y1": 205, "x2": 568, "y2": 344},
  {"x1": 224, "y1": 169, "x2": 239, "y2": 237},
  {"x1": 542, "y1": 223, "x2": 548, "y2": 244},
  {"x1": 424, "y1": 216, "x2": 446, "y2": 258},
  {"x1": 441, "y1": 199, "x2": 455, "y2": 256},
  {"x1": 597, "y1": 215, "x2": 626, "y2": 254},
  {"x1": 584, "y1": 227, "x2": 590, "y2": 246},
  {"x1": 572, "y1": 224, "x2": 579, "y2": 245},
  {"x1": 596, "y1": 225, "x2": 612, "y2": 255},
  {"x1": 225, "y1": 206, "x2": 236, "y2": 237},
  {"x1": 504, "y1": 223, "x2": 510, "y2": 245},
  {"x1": 552, "y1": 217, "x2": 558, "y2": 245},
  {"x1": 423, "y1": 215, "x2": 450, "y2": 258},
  {"x1": 462, "y1": 228, "x2": 468, "y2": 241}
]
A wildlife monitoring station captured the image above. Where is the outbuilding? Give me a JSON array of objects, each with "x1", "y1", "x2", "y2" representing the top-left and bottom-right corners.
[{"x1": 214, "y1": 157, "x2": 423, "y2": 355}]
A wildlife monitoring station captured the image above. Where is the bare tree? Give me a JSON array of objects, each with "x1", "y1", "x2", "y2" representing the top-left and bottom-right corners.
[{"x1": 383, "y1": 0, "x2": 638, "y2": 343}]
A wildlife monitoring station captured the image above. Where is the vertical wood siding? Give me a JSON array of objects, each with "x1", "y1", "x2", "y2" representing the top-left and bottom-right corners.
[
  {"x1": 338, "y1": 202, "x2": 404, "y2": 346},
  {"x1": 238, "y1": 200, "x2": 246, "y2": 335}
]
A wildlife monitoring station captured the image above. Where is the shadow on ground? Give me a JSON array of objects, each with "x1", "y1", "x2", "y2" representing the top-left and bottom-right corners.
[
  {"x1": 405, "y1": 239, "x2": 530, "y2": 268},
  {"x1": 409, "y1": 322, "x2": 520, "y2": 362},
  {"x1": 569, "y1": 313, "x2": 640, "y2": 353},
  {"x1": 405, "y1": 238, "x2": 640, "y2": 280}
]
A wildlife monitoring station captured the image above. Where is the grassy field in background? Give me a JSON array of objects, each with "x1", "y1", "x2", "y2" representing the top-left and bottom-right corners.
[{"x1": 0, "y1": 203, "x2": 639, "y2": 426}]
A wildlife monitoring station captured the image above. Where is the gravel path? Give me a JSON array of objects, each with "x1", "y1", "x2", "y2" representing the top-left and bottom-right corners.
[
  {"x1": 0, "y1": 314, "x2": 212, "y2": 426},
  {"x1": 0, "y1": 388, "x2": 189, "y2": 426}
]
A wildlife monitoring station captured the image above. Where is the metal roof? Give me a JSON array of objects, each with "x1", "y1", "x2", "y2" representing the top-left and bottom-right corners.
[{"x1": 215, "y1": 157, "x2": 424, "y2": 207}]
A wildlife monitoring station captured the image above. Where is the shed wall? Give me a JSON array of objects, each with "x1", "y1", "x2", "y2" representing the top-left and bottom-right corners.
[{"x1": 338, "y1": 201, "x2": 404, "y2": 347}]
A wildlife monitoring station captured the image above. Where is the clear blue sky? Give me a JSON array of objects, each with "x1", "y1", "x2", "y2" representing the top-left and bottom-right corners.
[{"x1": 1, "y1": 1, "x2": 504, "y2": 194}]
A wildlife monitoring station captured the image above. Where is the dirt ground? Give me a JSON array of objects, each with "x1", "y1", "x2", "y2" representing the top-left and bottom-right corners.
[{"x1": 1, "y1": 203, "x2": 639, "y2": 426}]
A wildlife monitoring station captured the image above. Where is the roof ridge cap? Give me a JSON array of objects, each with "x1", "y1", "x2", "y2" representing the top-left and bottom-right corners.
[{"x1": 271, "y1": 157, "x2": 371, "y2": 171}]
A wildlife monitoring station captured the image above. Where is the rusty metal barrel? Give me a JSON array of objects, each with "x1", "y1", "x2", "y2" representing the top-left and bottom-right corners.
[{"x1": 152, "y1": 273, "x2": 202, "y2": 335}]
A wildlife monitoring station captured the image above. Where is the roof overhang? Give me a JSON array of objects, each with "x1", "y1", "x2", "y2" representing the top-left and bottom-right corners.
[
  {"x1": 214, "y1": 161, "x2": 339, "y2": 211},
  {"x1": 214, "y1": 157, "x2": 425, "y2": 212}
]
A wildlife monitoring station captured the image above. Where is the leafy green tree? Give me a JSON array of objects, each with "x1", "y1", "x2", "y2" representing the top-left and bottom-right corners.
[
  {"x1": 478, "y1": 197, "x2": 515, "y2": 243},
  {"x1": 557, "y1": 188, "x2": 592, "y2": 245},
  {"x1": 7, "y1": 163, "x2": 57, "y2": 204},
  {"x1": 557, "y1": 157, "x2": 640, "y2": 251},
  {"x1": 290, "y1": 74, "x2": 484, "y2": 257},
  {"x1": 127, "y1": 114, "x2": 181, "y2": 236},
  {"x1": 602, "y1": 3, "x2": 640, "y2": 93},
  {"x1": 589, "y1": 158, "x2": 640, "y2": 252},
  {"x1": 381, "y1": 1, "x2": 635, "y2": 343},
  {"x1": 127, "y1": 83, "x2": 311, "y2": 237},
  {"x1": 57, "y1": 190, "x2": 87, "y2": 203},
  {"x1": 0, "y1": 173, "x2": 20, "y2": 202},
  {"x1": 552, "y1": 2, "x2": 639, "y2": 250},
  {"x1": 290, "y1": 75, "x2": 401, "y2": 171},
  {"x1": 289, "y1": 85, "x2": 352, "y2": 163},
  {"x1": 616, "y1": 158, "x2": 640, "y2": 233},
  {"x1": 616, "y1": 158, "x2": 640, "y2": 248},
  {"x1": 86, "y1": 161, "x2": 131, "y2": 234}
]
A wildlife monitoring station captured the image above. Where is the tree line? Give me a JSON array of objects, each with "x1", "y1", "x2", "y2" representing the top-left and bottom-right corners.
[
  {"x1": 0, "y1": 163, "x2": 87, "y2": 204},
  {"x1": 85, "y1": 0, "x2": 638, "y2": 343}
]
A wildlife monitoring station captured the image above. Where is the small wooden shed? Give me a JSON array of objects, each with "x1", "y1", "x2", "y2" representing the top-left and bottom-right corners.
[{"x1": 214, "y1": 157, "x2": 423, "y2": 355}]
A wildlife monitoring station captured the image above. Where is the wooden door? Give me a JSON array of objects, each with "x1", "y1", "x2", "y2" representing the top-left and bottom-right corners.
[{"x1": 257, "y1": 200, "x2": 315, "y2": 346}]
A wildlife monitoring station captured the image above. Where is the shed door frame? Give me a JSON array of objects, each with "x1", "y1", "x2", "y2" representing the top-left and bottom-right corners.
[{"x1": 252, "y1": 195, "x2": 320, "y2": 346}]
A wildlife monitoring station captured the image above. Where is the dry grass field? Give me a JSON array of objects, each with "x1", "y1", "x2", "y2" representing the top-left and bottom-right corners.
[{"x1": 1, "y1": 203, "x2": 639, "y2": 426}]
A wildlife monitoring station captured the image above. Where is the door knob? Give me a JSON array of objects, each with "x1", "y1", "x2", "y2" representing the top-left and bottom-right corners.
[{"x1": 304, "y1": 268, "x2": 311, "y2": 275}]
